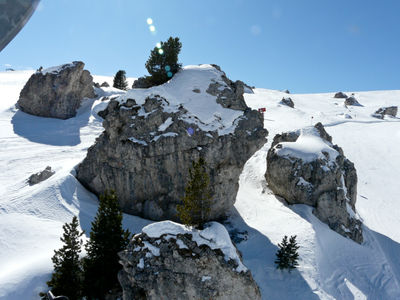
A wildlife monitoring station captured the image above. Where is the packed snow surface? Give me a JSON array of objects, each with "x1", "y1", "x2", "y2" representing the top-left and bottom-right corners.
[
  {"x1": 119, "y1": 64, "x2": 245, "y2": 135},
  {"x1": 143, "y1": 220, "x2": 247, "y2": 272},
  {"x1": 0, "y1": 69, "x2": 400, "y2": 299},
  {"x1": 275, "y1": 127, "x2": 339, "y2": 163}
]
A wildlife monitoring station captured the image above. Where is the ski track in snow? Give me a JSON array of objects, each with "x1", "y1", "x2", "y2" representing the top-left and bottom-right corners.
[{"x1": 0, "y1": 70, "x2": 400, "y2": 299}]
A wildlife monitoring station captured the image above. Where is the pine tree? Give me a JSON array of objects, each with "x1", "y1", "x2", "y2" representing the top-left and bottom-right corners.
[
  {"x1": 113, "y1": 70, "x2": 128, "y2": 90},
  {"x1": 177, "y1": 157, "x2": 212, "y2": 229},
  {"x1": 45, "y1": 216, "x2": 84, "y2": 300},
  {"x1": 145, "y1": 36, "x2": 182, "y2": 85},
  {"x1": 275, "y1": 235, "x2": 300, "y2": 272},
  {"x1": 82, "y1": 190, "x2": 131, "y2": 300}
]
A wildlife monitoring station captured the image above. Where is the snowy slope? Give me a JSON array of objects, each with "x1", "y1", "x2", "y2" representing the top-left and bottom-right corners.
[{"x1": 0, "y1": 69, "x2": 399, "y2": 299}]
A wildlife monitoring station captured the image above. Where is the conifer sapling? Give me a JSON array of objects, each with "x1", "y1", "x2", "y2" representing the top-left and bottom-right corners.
[
  {"x1": 45, "y1": 216, "x2": 84, "y2": 300},
  {"x1": 113, "y1": 70, "x2": 128, "y2": 90},
  {"x1": 275, "y1": 235, "x2": 300, "y2": 272},
  {"x1": 177, "y1": 157, "x2": 212, "y2": 229}
]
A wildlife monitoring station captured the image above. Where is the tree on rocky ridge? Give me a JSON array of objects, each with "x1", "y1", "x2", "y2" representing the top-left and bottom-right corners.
[
  {"x1": 145, "y1": 36, "x2": 182, "y2": 85},
  {"x1": 44, "y1": 216, "x2": 84, "y2": 300},
  {"x1": 177, "y1": 157, "x2": 212, "y2": 229},
  {"x1": 82, "y1": 190, "x2": 131, "y2": 299},
  {"x1": 275, "y1": 235, "x2": 300, "y2": 272},
  {"x1": 113, "y1": 70, "x2": 128, "y2": 90}
]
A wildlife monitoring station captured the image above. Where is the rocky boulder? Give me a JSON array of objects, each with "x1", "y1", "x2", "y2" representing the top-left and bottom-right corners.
[
  {"x1": 76, "y1": 64, "x2": 267, "y2": 221},
  {"x1": 132, "y1": 76, "x2": 153, "y2": 89},
  {"x1": 118, "y1": 221, "x2": 261, "y2": 300},
  {"x1": 265, "y1": 123, "x2": 363, "y2": 243},
  {"x1": 344, "y1": 96, "x2": 362, "y2": 106},
  {"x1": 28, "y1": 166, "x2": 55, "y2": 185},
  {"x1": 334, "y1": 92, "x2": 348, "y2": 99},
  {"x1": 280, "y1": 97, "x2": 295, "y2": 108},
  {"x1": 372, "y1": 106, "x2": 398, "y2": 119},
  {"x1": 17, "y1": 61, "x2": 95, "y2": 119},
  {"x1": 100, "y1": 81, "x2": 110, "y2": 87}
]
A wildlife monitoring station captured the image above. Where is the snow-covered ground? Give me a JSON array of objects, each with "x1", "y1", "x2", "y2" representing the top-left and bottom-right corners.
[{"x1": 0, "y1": 69, "x2": 399, "y2": 299}]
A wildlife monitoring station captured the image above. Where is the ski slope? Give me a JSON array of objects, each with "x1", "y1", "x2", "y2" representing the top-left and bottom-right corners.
[{"x1": 0, "y1": 70, "x2": 399, "y2": 299}]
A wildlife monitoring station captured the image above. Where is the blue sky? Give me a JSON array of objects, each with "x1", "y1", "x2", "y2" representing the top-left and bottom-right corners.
[{"x1": 1, "y1": 0, "x2": 399, "y2": 93}]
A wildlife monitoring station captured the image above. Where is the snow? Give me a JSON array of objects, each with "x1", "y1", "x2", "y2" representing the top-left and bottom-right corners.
[
  {"x1": 39, "y1": 62, "x2": 76, "y2": 75},
  {"x1": 151, "y1": 132, "x2": 178, "y2": 142},
  {"x1": 202, "y1": 275, "x2": 212, "y2": 282},
  {"x1": 128, "y1": 137, "x2": 148, "y2": 146},
  {"x1": 1, "y1": 69, "x2": 400, "y2": 299},
  {"x1": 143, "y1": 221, "x2": 247, "y2": 272},
  {"x1": 158, "y1": 117, "x2": 173, "y2": 131},
  {"x1": 275, "y1": 127, "x2": 338, "y2": 164},
  {"x1": 119, "y1": 65, "x2": 244, "y2": 135}
]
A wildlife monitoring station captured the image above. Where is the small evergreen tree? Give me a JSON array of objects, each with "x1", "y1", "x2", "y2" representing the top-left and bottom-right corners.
[
  {"x1": 145, "y1": 36, "x2": 182, "y2": 85},
  {"x1": 82, "y1": 190, "x2": 131, "y2": 300},
  {"x1": 275, "y1": 235, "x2": 300, "y2": 272},
  {"x1": 177, "y1": 157, "x2": 212, "y2": 229},
  {"x1": 113, "y1": 70, "x2": 128, "y2": 90},
  {"x1": 45, "y1": 216, "x2": 84, "y2": 300}
]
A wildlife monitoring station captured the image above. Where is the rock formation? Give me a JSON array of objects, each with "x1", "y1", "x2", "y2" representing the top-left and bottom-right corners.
[
  {"x1": 334, "y1": 92, "x2": 348, "y2": 99},
  {"x1": 76, "y1": 64, "x2": 267, "y2": 221},
  {"x1": 28, "y1": 166, "x2": 55, "y2": 185},
  {"x1": 100, "y1": 81, "x2": 110, "y2": 87},
  {"x1": 372, "y1": 106, "x2": 398, "y2": 119},
  {"x1": 265, "y1": 123, "x2": 363, "y2": 243},
  {"x1": 344, "y1": 96, "x2": 362, "y2": 106},
  {"x1": 132, "y1": 77, "x2": 153, "y2": 89},
  {"x1": 280, "y1": 97, "x2": 295, "y2": 108},
  {"x1": 118, "y1": 221, "x2": 261, "y2": 300},
  {"x1": 17, "y1": 61, "x2": 95, "y2": 119}
]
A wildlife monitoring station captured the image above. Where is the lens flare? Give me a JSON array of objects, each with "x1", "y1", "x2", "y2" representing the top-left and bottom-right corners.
[
  {"x1": 165, "y1": 65, "x2": 171, "y2": 72},
  {"x1": 158, "y1": 48, "x2": 164, "y2": 55},
  {"x1": 149, "y1": 25, "x2": 156, "y2": 32},
  {"x1": 167, "y1": 71, "x2": 173, "y2": 78},
  {"x1": 146, "y1": 18, "x2": 153, "y2": 25},
  {"x1": 156, "y1": 42, "x2": 162, "y2": 48}
]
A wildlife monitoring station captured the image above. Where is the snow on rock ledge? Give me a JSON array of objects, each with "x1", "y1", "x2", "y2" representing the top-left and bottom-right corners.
[
  {"x1": 17, "y1": 61, "x2": 95, "y2": 119},
  {"x1": 265, "y1": 122, "x2": 363, "y2": 243},
  {"x1": 118, "y1": 221, "x2": 261, "y2": 300},
  {"x1": 76, "y1": 64, "x2": 267, "y2": 222}
]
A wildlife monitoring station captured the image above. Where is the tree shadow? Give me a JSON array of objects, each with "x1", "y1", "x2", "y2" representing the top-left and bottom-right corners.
[
  {"x1": 226, "y1": 207, "x2": 320, "y2": 300},
  {"x1": 11, "y1": 98, "x2": 96, "y2": 146}
]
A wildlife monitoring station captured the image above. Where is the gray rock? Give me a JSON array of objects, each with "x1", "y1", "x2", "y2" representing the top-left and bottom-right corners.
[
  {"x1": 94, "y1": 82, "x2": 101, "y2": 88},
  {"x1": 372, "y1": 106, "x2": 398, "y2": 119},
  {"x1": 100, "y1": 81, "x2": 110, "y2": 87},
  {"x1": 207, "y1": 65, "x2": 251, "y2": 111},
  {"x1": 265, "y1": 123, "x2": 363, "y2": 243},
  {"x1": 280, "y1": 97, "x2": 294, "y2": 108},
  {"x1": 76, "y1": 66, "x2": 267, "y2": 222},
  {"x1": 118, "y1": 221, "x2": 261, "y2": 300},
  {"x1": 284, "y1": 89, "x2": 290, "y2": 94},
  {"x1": 334, "y1": 92, "x2": 348, "y2": 99},
  {"x1": 344, "y1": 96, "x2": 362, "y2": 106},
  {"x1": 132, "y1": 76, "x2": 153, "y2": 89},
  {"x1": 28, "y1": 166, "x2": 55, "y2": 185},
  {"x1": 192, "y1": 88, "x2": 201, "y2": 93},
  {"x1": 17, "y1": 61, "x2": 95, "y2": 119}
]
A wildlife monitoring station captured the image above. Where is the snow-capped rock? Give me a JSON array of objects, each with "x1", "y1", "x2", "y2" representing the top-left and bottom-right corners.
[
  {"x1": 118, "y1": 221, "x2": 261, "y2": 300},
  {"x1": 76, "y1": 64, "x2": 267, "y2": 221},
  {"x1": 372, "y1": 106, "x2": 397, "y2": 119},
  {"x1": 265, "y1": 122, "x2": 363, "y2": 243},
  {"x1": 17, "y1": 61, "x2": 95, "y2": 119}
]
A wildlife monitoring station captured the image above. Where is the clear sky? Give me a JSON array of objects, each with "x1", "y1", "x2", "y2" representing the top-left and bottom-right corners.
[{"x1": 1, "y1": 0, "x2": 399, "y2": 93}]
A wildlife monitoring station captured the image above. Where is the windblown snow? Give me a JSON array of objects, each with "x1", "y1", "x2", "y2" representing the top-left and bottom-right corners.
[{"x1": 0, "y1": 69, "x2": 399, "y2": 299}]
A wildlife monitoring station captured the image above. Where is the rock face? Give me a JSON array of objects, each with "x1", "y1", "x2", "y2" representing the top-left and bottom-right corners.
[
  {"x1": 17, "y1": 61, "x2": 95, "y2": 119},
  {"x1": 344, "y1": 96, "x2": 362, "y2": 106},
  {"x1": 101, "y1": 81, "x2": 110, "y2": 87},
  {"x1": 280, "y1": 97, "x2": 294, "y2": 108},
  {"x1": 118, "y1": 221, "x2": 261, "y2": 300},
  {"x1": 372, "y1": 106, "x2": 398, "y2": 119},
  {"x1": 334, "y1": 92, "x2": 348, "y2": 99},
  {"x1": 28, "y1": 166, "x2": 55, "y2": 185},
  {"x1": 265, "y1": 123, "x2": 363, "y2": 243},
  {"x1": 132, "y1": 77, "x2": 153, "y2": 89},
  {"x1": 76, "y1": 65, "x2": 267, "y2": 221}
]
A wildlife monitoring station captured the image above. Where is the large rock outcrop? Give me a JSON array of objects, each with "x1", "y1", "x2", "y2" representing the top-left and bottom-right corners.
[
  {"x1": 76, "y1": 65, "x2": 267, "y2": 221},
  {"x1": 118, "y1": 221, "x2": 261, "y2": 300},
  {"x1": 265, "y1": 123, "x2": 363, "y2": 243},
  {"x1": 17, "y1": 61, "x2": 95, "y2": 119},
  {"x1": 372, "y1": 106, "x2": 398, "y2": 119}
]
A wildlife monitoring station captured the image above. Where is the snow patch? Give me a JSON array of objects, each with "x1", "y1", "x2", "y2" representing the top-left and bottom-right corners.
[{"x1": 142, "y1": 221, "x2": 247, "y2": 272}]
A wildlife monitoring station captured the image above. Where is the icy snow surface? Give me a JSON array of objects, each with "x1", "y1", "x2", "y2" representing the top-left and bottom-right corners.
[
  {"x1": 143, "y1": 220, "x2": 247, "y2": 272},
  {"x1": 0, "y1": 70, "x2": 400, "y2": 299}
]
